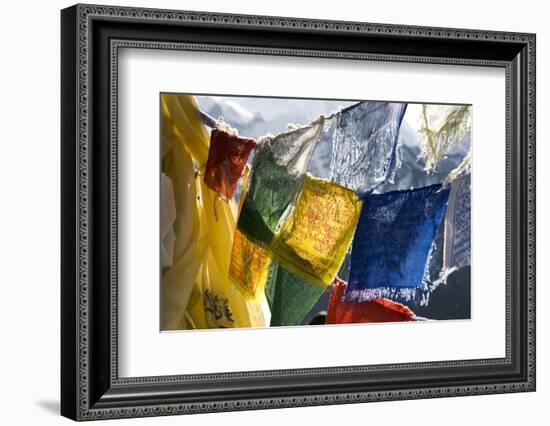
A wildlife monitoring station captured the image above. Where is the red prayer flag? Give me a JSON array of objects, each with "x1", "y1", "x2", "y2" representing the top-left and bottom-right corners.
[
  {"x1": 204, "y1": 128, "x2": 256, "y2": 201},
  {"x1": 326, "y1": 278, "x2": 416, "y2": 324}
]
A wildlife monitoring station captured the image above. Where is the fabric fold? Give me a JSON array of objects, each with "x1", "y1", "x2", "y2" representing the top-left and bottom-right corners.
[{"x1": 161, "y1": 173, "x2": 177, "y2": 268}]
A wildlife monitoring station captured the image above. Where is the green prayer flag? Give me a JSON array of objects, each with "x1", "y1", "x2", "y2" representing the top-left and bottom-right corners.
[
  {"x1": 237, "y1": 120, "x2": 324, "y2": 247},
  {"x1": 237, "y1": 161, "x2": 297, "y2": 245},
  {"x1": 265, "y1": 262, "x2": 324, "y2": 327}
]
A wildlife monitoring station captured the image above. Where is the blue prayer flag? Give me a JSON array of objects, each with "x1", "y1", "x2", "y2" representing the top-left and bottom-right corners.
[{"x1": 345, "y1": 184, "x2": 450, "y2": 302}]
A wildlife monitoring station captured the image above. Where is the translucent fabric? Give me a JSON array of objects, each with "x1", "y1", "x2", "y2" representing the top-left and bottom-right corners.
[
  {"x1": 237, "y1": 119, "x2": 324, "y2": 246},
  {"x1": 326, "y1": 278, "x2": 416, "y2": 324},
  {"x1": 161, "y1": 98, "x2": 208, "y2": 329},
  {"x1": 443, "y1": 150, "x2": 471, "y2": 187},
  {"x1": 270, "y1": 175, "x2": 362, "y2": 287},
  {"x1": 204, "y1": 127, "x2": 256, "y2": 201},
  {"x1": 417, "y1": 104, "x2": 471, "y2": 174},
  {"x1": 161, "y1": 94, "x2": 265, "y2": 330},
  {"x1": 345, "y1": 184, "x2": 450, "y2": 302},
  {"x1": 442, "y1": 173, "x2": 471, "y2": 274},
  {"x1": 265, "y1": 262, "x2": 324, "y2": 327},
  {"x1": 330, "y1": 102, "x2": 407, "y2": 193}
]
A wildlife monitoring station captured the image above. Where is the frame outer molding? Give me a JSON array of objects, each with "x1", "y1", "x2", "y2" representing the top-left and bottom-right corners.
[{"x1": 61, "y1": 3, "x2": 536, "y2": 421}]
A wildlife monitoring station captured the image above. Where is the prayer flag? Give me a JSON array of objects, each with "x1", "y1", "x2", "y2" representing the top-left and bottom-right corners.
[
  {"x1": 326, "y1": 278, "x2": 415, "y2": 324},
  {"x1": 265, "y1": 262, "x2": 324, "y2": 327},
  {"x1": 271, "y1": 175, "x2": 362, "y2": 287},
  {"x1": 229, "y1": 163, "x2": 272, "y2": 300},
  {"x1": 330, "y1": 102, "x2": 407, "y2": 193},
  {"x1": 345, "y1": 184, "x2": 450, "y2": 302},
  {"x1": 161, "y1": 94, "x2": 265, "y2": 330},
  {"x1": 204, "y1": 127, "x2": 256, "y2": 201},
  {"x1": 442, "y1": 173, "x2": 471, "y2": 274},
  {"x1": 416, "y1": 104, "x2": 471, "y2": 175},
  {"x1": 229, "y1": 228, "x2": 272, "y2": 300},
  {"x1": 237, "y1": 120, "x2": 324, "y2": 246}
]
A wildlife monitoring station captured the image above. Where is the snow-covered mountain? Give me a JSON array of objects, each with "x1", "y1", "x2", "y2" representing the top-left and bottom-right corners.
[{"x1": 196, "y1": 95, "x2": 355, "y2": 140}]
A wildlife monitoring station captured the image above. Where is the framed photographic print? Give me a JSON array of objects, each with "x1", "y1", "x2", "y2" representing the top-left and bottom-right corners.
[{"x1": 61, "y1": 3, "x2": 536, "y2": 421}]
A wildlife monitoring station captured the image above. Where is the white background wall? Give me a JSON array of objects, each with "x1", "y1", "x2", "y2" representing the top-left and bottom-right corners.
[{"x1": 0, "y1": 0, "x2": 546, "y2": 424}]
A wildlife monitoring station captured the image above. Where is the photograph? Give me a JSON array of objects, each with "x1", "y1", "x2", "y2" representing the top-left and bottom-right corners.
[
  {"x1": 57, "y1": 3, "x2": 536, "y2": 421},
  {"x1": 161, "y1": 94, "x2": 472, "y2": 331}
]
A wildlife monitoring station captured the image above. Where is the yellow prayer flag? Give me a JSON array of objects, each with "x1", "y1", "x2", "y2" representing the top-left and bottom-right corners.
[
  {"x1": 229, "y1": 228, "x2": 272, "y2": 301},
  {"x1": 228, "y1": 164, "x2": 272, "y2": 300},
  {"x1": 161, "y1": 94, "x2": 266, "y2": 330},
  {"x1": 271, "y1": 175, "x2": 362, "y2": 287}
]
